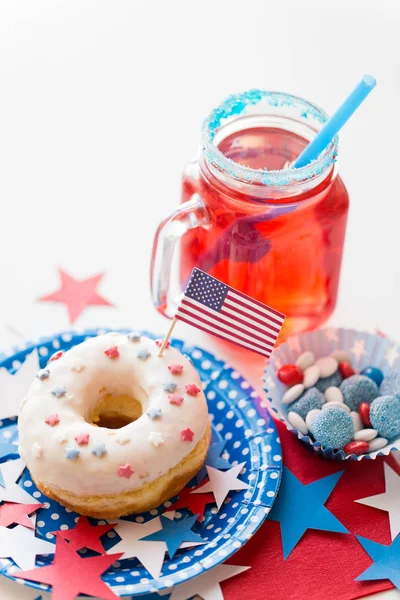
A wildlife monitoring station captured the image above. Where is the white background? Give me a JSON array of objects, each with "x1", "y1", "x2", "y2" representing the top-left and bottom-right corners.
[{"x1": 0, "y1": 1, "x2": 399, "y2": 598}]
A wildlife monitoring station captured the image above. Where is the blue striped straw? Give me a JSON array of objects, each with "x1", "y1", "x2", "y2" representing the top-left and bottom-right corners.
[{"x1": 293, "y1": 75, "x2": 376, "y2": 169}]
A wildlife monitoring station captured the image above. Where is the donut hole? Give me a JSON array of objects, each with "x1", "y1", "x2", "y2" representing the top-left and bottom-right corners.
[{"x1": 91, "y1": 393, "x2": 143, "y2": 429}]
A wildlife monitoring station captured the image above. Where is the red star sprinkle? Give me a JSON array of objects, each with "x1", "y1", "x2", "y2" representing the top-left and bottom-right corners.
[
  {"x1": 185, "y1": 384, "x2": 201, "y2": 396},
  {"x1": 181, "y1": 427, "x2": 194, "y2": 442},
  {"x1": 168, "y1": 364, "x2": 183, "y2": 375},
  {"x1": 16, "y1": 535, "x2": 122, "y2": 600},
  {"x1": 156, "y1": 339, "x2": 170, "y2": 348},
  {"x1": 74, "y1": 433, "x2": 90, "y2": 445},
  {"x1": 118, "y1": 464, "x2": 134, "y2": 479},
  {"x1": 52, "y1": 516, "x2": 117, "y2": 553},
  {"x1": 45, "y1": 414, "x2": 60, "y2": 427},
  {"x1": 49, "y1": 351, "x2": 64, "y2": 362},
  {"x1": 169, "y1": 393, "x2": 184, "y2": 406},
  {"x1": 104, "y1": 346, "x2": 119, "y2": 359},
  {"x1": 0, "y1": 502, "x2": 43, "y2": 529},
  {"x1": 166, "y1": 483, "x2": 214, "y2": 520},
  {"x1": 39, "y1": 268, "x2": 113, "y2": 324}
]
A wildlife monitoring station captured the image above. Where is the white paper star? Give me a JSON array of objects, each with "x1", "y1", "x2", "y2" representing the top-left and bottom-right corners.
[
  {"x1": 192, "y1": 463, "x2": 250, "y2": 509},
  {"x1": 0, "y1": 459, "x2": 36, "y2": 504},
  {"x1": 356, "y1": 463, "x2": 400, "y2": 540},
  {"x1": 169, "y1": 564, "x2": 250, "y2": 600},
  {"x1": 0, "y1": 350, "x2": 40, "y2": 419},
  {"x1": 324, "y1": 328, "x2": 339, "y2": 342},
  {"x1": 149, "y1": 432, "x2": 164, "y2": 447},
  {"x1": 350, "y1": 339, "x2": 367, "y2": 363},
  {"x1": 385, "y1": 343, "x2": 400, "y2": 367},
  {"x1": 264, "y1": 375, "x2": 275, "y2": 390},
  {"x1": 0, "y1": 514, "x2": 55, "y2": 570}
]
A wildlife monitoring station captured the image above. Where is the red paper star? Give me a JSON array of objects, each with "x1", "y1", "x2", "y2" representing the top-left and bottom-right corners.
[
  {"x1": 52, "y1": 516, "x2": 117, "y2": 553},
  {"x1": 168, "y1": 364, "x2": 184, "y2": 375},
  {"x1": 16, "y1": 535, "x2": 122, "y2": 600},
  {"x1": 39, "y1": 268, "x2": 113, "y2": 324},
  {"x1": 186, "y1": 384, "x2": 201, "y2": 396},
  {"x1": 0, "y1": 502, "x2": 43, "y2": 529},
  {"x1": 166, "y1": 483, "x2": 215, "y2": 520},
  {"x1": 104, "y1": 346, "x2": 119, "y2": 359},
  {"x1": 169, "y1": 393, "x2": 184, "y2": 406},
  {"x1": 74, "y1": 433, "x2": 90, "y2": 445},
  {"x1": 156, "y1": 339, "x2": 170, "y2": 348},
  {"x1": 45, "y1": 414, "x2": 60, "y2": 427},
  {"x1": 118, "y1": 464, "x2": 134, "y2": 479},
  {"x1": 181, "y1": 427, "x2": 194, "y2": 442}
]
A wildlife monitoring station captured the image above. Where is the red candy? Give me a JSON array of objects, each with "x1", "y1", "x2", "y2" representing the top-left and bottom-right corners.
[
  {"x1": 359, "y1": 402, "x2": 372, "y2": 427},
  {"x1": 344, "y1": 440, "x2": 369, "y2": 456},
  {"x1": 49, "y1": 351, "x2": 64, "y2": 362},
  {"x1": 339, "y1": 361, "x2": 355, "y2": 379},
  {"x1": 277, "y1": 364, "x2": 304, "y2": 386}
]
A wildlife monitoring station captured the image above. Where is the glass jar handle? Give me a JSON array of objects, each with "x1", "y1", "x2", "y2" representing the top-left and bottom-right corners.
[{"x1": 150, "y1": 194, "x2": 210, "y2": 318}]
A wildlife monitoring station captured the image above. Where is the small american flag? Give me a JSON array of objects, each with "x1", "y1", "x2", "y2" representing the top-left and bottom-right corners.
[{"x1": 176, "y1": 268, "x2": 285, "y2": 357}]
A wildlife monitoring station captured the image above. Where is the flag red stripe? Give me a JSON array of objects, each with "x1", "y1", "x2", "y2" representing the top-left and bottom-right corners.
[
  {"x1": 222, "y1": 300, "x2": 281, "y2": 334},
  {"x1": 226, "y1": 294, "x2": 284, "y2": 329},
  {"x1": 231, "y1": 288, "x2": 285, "y2": 319},
  {"x1": 219, "y1": 307, "x2": 279, "y2": 343}
]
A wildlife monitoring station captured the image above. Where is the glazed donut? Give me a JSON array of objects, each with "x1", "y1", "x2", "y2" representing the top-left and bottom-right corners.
[{"x1": 18, "y1": 332, "x2": 211, "y2": 518}]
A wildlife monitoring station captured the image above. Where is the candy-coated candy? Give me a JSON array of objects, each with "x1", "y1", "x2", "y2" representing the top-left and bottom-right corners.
[
  {"x1": 359, "y1": 402, "x2": 372, "y2": 427},
  {"x1": 312, "y1": 407, "x2": 354, "y2": 449},
  {"x1": 380, "y1": 369, "x2": 400, "y2": 396},
  {"x1": 331, "y1": 350, "x2": 352, "y2": 364},
  {"x1": 344, "y1": 440, "x2": 369, "y2": 456},
  {"x1": 289, "y1": 387, "x2": 324, "y2": 419},
  {"x1": 296, "y1": 351, "x2": 315, "y2": 371},
  {"x1": 288, "y1": 412, "x2": 308, "y2": 436},
  {"x1": 306, "y1": 408, "x2": 321, "y2": 433},
  {"x1": 303, "y1": 365, "x2": 320, "y2": 388},
  {"x1": 282, "y1": 384, "x2": 305, "y2": 405},
  {"x1": 354, "y1": 428, "x2": 378, "y2": 442},
  {"x1": 370, "y1": 395, "x2": 400, "y2": 439},
  {"x1": 351, "y1": 411, "x2": 363, "y2": 433},
  {"x1": 315, "y1": 356, "x2": 338, "y2": 378},
  {"x1": 322, "y1": 401, "x2": 350, "y2": 413},
  {"x1": 360, "y1": 366, "x2": 384, "y2": 387},
  {"x1": 367, "y1": 437, "x2": 388, "y2": 451},
  {"x1": 278, "y1": 364, "x2": 304, "y2": 386},
  {"x1": 315, "y1": 371, "x2": 343, "y2": 393},
  {"x1": 340, "y1": 375, "x2": 379, "y2": 412},
  {"x1": 339, "y1": 361, "x2": 355, "y2": 379},
  {"x1": 324, "y1": 386, "x2": 344, "y2": 404}
]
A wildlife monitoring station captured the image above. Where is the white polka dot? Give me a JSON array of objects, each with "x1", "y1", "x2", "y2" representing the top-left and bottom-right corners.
[
  {"x1": 254, "y1": 437, "x2": 262, "y2": 444},
  {"x1": 37, "y1": 520, "x2": 45, "y2": 527},
  {"x1": 216, "y1": 423, "x2": 223, "y2": 432},
  {"x1": 267, "y1": 428, "x2": 274, "y2": 434},
  {"x1": 207, "y1": 391, "x2": 216, "y2": 400},
  {"x1": 135, "y1": 516, "x2": 144, "y2": 523},
  {"x1": 241, "y1": 508, "x2": 249, "y2": 514},
  {"x1": 202, "y1": 360, "x2": 211, "y2": 369},
  {"x1": 150, "y1": 508, "x2": 158, "y2": 515},
  {"x1": 231, "y1": 371, "x2": 240, "y2": 379},
  {"x1": 232, "y1": 502, "x2": 239, "y2": 508},
  {"x1": 52, "y1": 340, "x2": 60, "y2": 349},
  {"x1": 263, "y1": 444, "x2": 272, "y2": 452},
  {"x1": 46, "y1": 532, "x2": 54, "y2": 539},
  {"x1": 257, "y1": 418, "x2": 266, "y2": 426},
  {"x1": 218, "y1": 380, "x2": 228, "y2": 389},
  {"x1": 238, "y1": 399, "x2": 246, "y2": 408},
  {"x1": 192, "y1": 350, "x2": 202, "y2": 359},
  {"x1": 273, "y1": 454, "x2": 282, "y2": 462},
  {"x1": 228, "y1": 390, "x2": 238, "y2": 399},
  {"x1": 270, "y1": 471, "x2": 279, "y2": 479},
  {"x1": 267, "y1": 490, "x2": 275, "y2": 497},
  {"x1": 194, "y1": 549, "x2": 203, "y2": 556},
  {"x1": 141, "y1": 577, "x2": 150, "y2": 584},
  {"x1": 242, "y1": 448, "x2": 249, "y2": 456},
  {"x1": 168, "y1": 564, "x2": 178, "y2": 570},
  {"x1": 182, "y1": 556, "x2": 191, "y2": 563},
  {"x1": 206, "y1": 523, "x2": 214, "y2": 530},
  {"x1": 245, "y1": 429, "x2": 253, "y2": 437},
  {"x1": 108, "y1": 531, "x2": 116, "y2": 538},
  {"x1": 248, "y1": 474, "x2": 256, "y2": 481},
  {"x1": 244, "y1": 491, "x2": 252, "y2": 499},
  {"x1": 61, "y1": 333, "x2": 72, "y2": 342},
  {"x1": 219, "y1": 512, "x2": 227, "y2": 519},
  {"x1": 233, "y1": 441, "x2": 241, "y2": 449},
  {"x1": 130, "y1": 571, "x2": 140, "y2": 577},
  {"x1": 12, "y1": 360, "x2": 21, "y2": 370},
  {"x1": 247, "y1": 408, "x2": 256, "y2": 418},
  {"x1": 235, "y1": 419, "x2": 244, "y2": 428},
  {"x1": 211, "y1": 371, "x2": 219, "y2": 380},
  {"x1": 164, "y1": 501, "x2": 172, "y2": 508},
  {"x1": 23, "y1": 480, "x2": 32, "y2": 487},
  {"x1": 225, "y1": 432, "x2": 232, "y2": 440},
  {"x1": 250, "y1": 516, "x2": 259, "y2": 523},
  {"x1": 39, "y1": 347, "x2": 49, "y2": 356},
  {"x1": 226, "y1": 410, "x2": 234, "y2": 419},
  {"x1": 115, "y1": 576, "x2": 125, "y2": 583},
  {"x1": 217, "y1": 401, "x2": 225, "y2": 410},
  {"x1": 51, "y1": 513, "x2": 60, "y2": 520},
  {"x1": 33, "y1": 491, "x2": 42, "y2": 498},
  {"x1": 233, "y1": 540, "x2": 241, "y2": 548},
  {"x1": 60, "y1": 524, "x2": 69, "y2": 530},
  {"x1": 241, "y1": 381, "x2": 250, "y2": 389}
]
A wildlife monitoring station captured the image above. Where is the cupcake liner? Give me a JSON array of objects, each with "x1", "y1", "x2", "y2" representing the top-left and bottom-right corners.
[{"x1": 263, "y1": 327, "x2": 400, "y2": 461}]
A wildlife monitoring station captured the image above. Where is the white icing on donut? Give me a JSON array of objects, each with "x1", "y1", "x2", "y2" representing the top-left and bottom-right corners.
[{"x1": 18, "y1": 333, "x2": 209, "y2": 496}]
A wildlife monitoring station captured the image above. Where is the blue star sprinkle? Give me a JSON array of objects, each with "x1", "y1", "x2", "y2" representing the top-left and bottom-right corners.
[
  {"x1": 36, "y1": 369, "x2": 50, "y2": 380},
  {"x1": 356, "y1": 535, "x2": 400, "y2": 589},
  {"x1": 269, "y1": 466, "x2": 348, "y2": 559},
  {"x1": 91, "y1": 443, "x2": 107, "y2": 457},
  {"x1": 127, "y1": 332, "x2": 141, "y2": 342},
  {"x1": 51, "y1": 386, "x2": 67, "y2": 398},
  {"x1": 196, "y1": 436, "x2": 232, "y2": 483},
  {"x1": 146, "y1": 407, "x2": 162, "y2": 419},
  {"x1": 65, "y1": 448, "x2": 80, "y2": 460},
  {"x1": 0, "y1": 443, "x2": 19, "y2": 463},
  {"x1": 162, "y1": 382, "x2": 177, "y2": 393},
  {"x1": 141, "y1": 514, "x2": 204, "y2": 558},
  {"x1": 137, "y1": 349, "x2": 151, "y2": 361}
]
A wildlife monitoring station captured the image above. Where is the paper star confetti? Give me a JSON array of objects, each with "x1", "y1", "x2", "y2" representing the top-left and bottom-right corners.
[
  {"x1": 269, "y1": 467, "x2": 348, "y2": 559},
  {"x1": 356, "y1": 535, "x2": 400, "y2": 589},
  {"x1": 166, "y1": 482, "x2": 215, "y2": 520},
  {"x1": 0, "y1": 502, "x2": 43, "y2": 529},
  {"x1": 169, "y1": 564, "x2": 251, "y2": 600},
  {"x1": 39, "y1": 268, "x2": 113, "y2": 324},
  {"x1": 0, "y1": 349, "x2": 40, "y2": 419},
  {"x1": 0, "y1": 516, "x2": 55, "y2": 570},
  {"x1": 196, "y1": 436, "x2": 233, "y2": 483},
  {"x1": 52, "y1": 516, "x2": 116, "y2": 553},
  {"x1": 192, "y1": 463, "x2": 250, "y2": 509},
  {"x1": 350, "y1": 339, "x2": 367, "y2": 362},
  {"x1": 356, "y1": 463, "x2": 400, "y2": 541},
  {"x1": 0, "y1": 459, "x2": 36, "y2": 504},
  {"x1": 141, "y1": 514, "x2": 205, "y2": 558},
  {"x1": 16, "y1": 535, "x2": 122, "y2": 600}
]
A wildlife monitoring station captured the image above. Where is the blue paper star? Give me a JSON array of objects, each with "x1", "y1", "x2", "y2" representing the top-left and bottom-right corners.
[
  {"x1": 127, "y1": 332, "x2": 141, "y2": 342},
  {"x1": 162, "y1": 381, "x2": 177, "y2": 393},
  {"x1": 51, "y1": 385, "x2": 67, "y2": 397},
  {"x1": 36, "y1": 369, "x2": 50, "y2": 380},
  {"x1": 146, "y1": 407, "x2": 162, "y2": 419},
  {"x1": 269, "y1": 466, "x2": 348, "y2": 559},
  {"x1": 0, "y1": 443, "x2": 19, "y2": 462},
  {"x1": 137, "y1": 349, "x2": 151, "y2": 361},
  {"x1": 356, "y1": 535, "x2": 400, "y2": 589},
  {"x1": 65, "y1": 448, "x2": 80, "y2": 460},
  {"x1": 91, "y1": 443, "x2": 107, "y2": 457},
  {"x1": 196, "y1": 437, "x2": 232, "y2": 483},
  {"x1": 141, "y1": 514, "x2": 204, "y2": 558}
]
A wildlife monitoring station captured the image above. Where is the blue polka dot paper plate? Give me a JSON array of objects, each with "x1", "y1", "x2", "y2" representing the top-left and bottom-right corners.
[{"x1": 0, "y1": 329, "x2": 282, "y2": 597}]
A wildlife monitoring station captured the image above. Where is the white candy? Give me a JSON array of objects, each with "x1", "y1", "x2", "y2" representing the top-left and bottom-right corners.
[
  {"x1": 315, "y1": 356, "x2": 338, "y2": 378},
  {"x1": 303, "y1": 365, "x2": 320, "y2": 388},
  {"x1": 330, "y1": 350, "x2": 352, "y2": 364},
  {"x1": 322, "y1": 401, "x2": 350, "y2": 413},
  {"x1": 306, "y1": 408, "x2": 321, "y2": 432},
  {"x1": 288, "y1": 411, "x2": 308, "y2": 435},
  {"x1": 324, "y1": 386, "x2": 344, "y2": 403},
  {"x1": 296, "y1": 351, "x2": 315, "y2": 371},
  {"x1": 354, "y1": 428, "x2": 378, "y2": 442},
  {"x1": 282, "y1": 383, "x2": 304, "y2": 405},
  {"x1": 351, "y1": 411, "x2": 363, "y2": 433},
  {"x1": 368, "y1": 437, "x2": 388, "y2": 451}
]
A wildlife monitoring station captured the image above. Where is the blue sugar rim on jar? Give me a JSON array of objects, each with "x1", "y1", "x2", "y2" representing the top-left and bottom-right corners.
[{"x1": 201, "y1": 89, "x2": 338, "y2": 187}]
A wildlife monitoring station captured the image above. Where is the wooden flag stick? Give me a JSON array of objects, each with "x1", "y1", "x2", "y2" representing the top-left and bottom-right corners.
[{"x1": 158, "y1": 317, "x2": 177, "y2": 357}]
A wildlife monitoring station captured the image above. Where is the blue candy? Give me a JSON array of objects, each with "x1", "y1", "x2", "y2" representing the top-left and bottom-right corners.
[
  {"x1": 380, "y1": 369, "x2": 400, "y2": 397},
  {"x1": 315, "y1": 370, "x2": 343, "y2": 393},
  {"x1": 360, "y1": 366, "x2": 384, "y2": 387},
  {"x1": 289, "y1": 387, "x2": 324, "y2": 420},
  {"x1": 312, "y1": 406, "x2": 354, "y2": 449},
  {"x1": 340, "y1": 374, "x2": 379, "y2": 412},
  {"x1": 370, "y1": 395, "x2": 400, "y2": 439}
]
